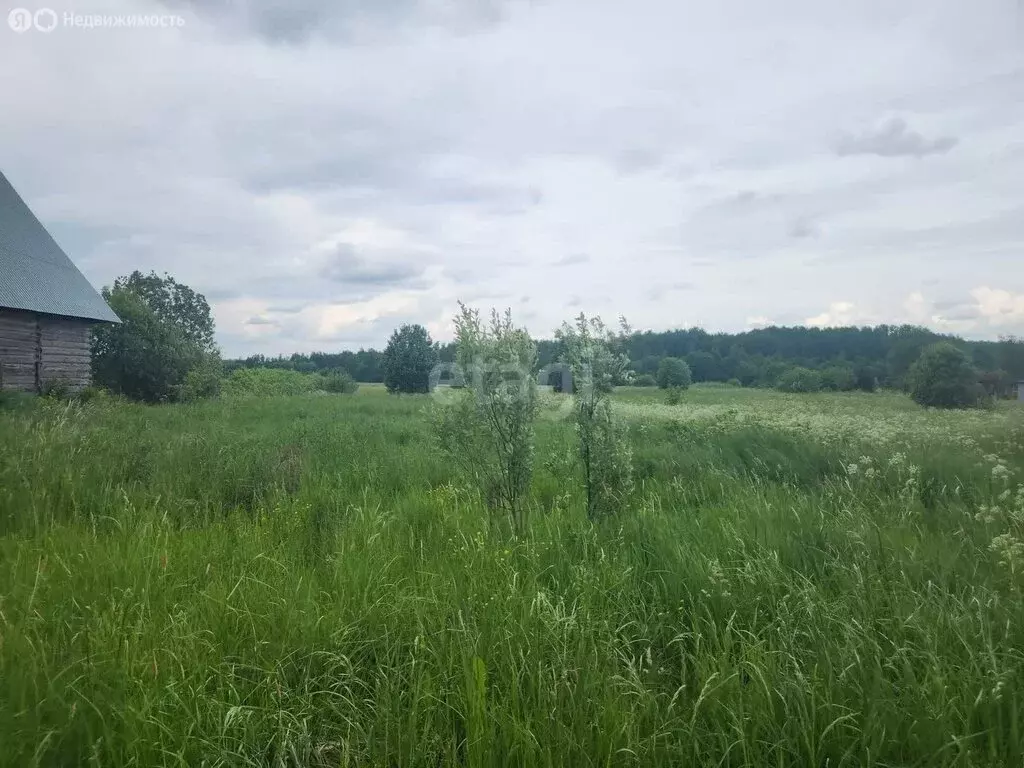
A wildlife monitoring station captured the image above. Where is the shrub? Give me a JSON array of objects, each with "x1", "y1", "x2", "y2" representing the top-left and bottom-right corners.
[
  {"x1": 726, "y1": 378, "x2": 742, "y2": 387},
  {"x1": 222, "y1": 368, "x2": 321, "y2": 397},
  {"x1": 434, "y1": 305, "x2": 537, "y2": 534},
  {"x1": 177, "y1": 356, "x2": 223, "y2": 402},
  {"x1": 40, "y1": 377, "x2": 73, "y2": 400},
  {"x1": 633, "y1": 373, "x2": 657, "y2": 387},
  {"x1": 776, "y1": 367, "x2": 823, "y2": 393},
  {"x1": 384, "y1": 324, "x2": 438, "y2": 394},
  {"x1": 556, "y1": 313, "x2": 634, "y2": 520},
  {"x1": 820, "y1": 365, "x2": 856, "y2": 392},
  {"x1": 322, "y1": 370, "x2": 359, "y2": 394},
  {"x1": 665, "y1": 387, "x2": 683, "y2": 405},
  {"x1": 908, "y1": 342, "x2": 981, "y2": 409},
  {"x1": 656, "y1": 357, "x2": 692, "y2": 390}
]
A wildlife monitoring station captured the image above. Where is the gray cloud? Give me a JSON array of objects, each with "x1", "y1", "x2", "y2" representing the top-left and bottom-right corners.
[
  {"x1": 160, "y1": 0, "x2": 527, "y2": 43},
  {"x1": 835, "y1": 117, "x2": 958, "y2": 158},
  {"x1": 3, "y1": 0, "x2": 1023, "y2": 357},
  {"x1": 319, "y1": 244, "x2": 427, "y2": 287},
  {"x1": 245, "y1": 315, "x2": 278, "y2": 325}
]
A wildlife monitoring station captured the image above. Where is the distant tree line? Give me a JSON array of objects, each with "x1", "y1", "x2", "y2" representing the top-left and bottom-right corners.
[{"x1": 226, "y1": 324, "x2": 1024, "y2": 396}]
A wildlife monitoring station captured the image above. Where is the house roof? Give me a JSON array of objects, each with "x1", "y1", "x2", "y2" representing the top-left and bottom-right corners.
[{"x1": 0, "y1": 170, "x2": 119, "y2": 323}]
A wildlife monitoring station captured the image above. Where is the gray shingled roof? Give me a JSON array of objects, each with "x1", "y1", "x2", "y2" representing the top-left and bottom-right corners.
[{"x1": 0, "y1": 170, "x2": 119, "y2": 323}]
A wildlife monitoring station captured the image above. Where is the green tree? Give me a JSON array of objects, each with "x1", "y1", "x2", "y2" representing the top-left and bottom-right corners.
[
  {"x1": 776, "y1": 367, "x2": 823, "y2": 393},
  {"x1": 820, "y1": 364, "x2": 856, "y2": 392},
  {"x1": 556, "y1": 314, "x2": 634, "y2": 521},
  {"x1": 91, "y1": 274, "x2": 219, "y2": 403},
  {"x1": 91, "y1": 290, "x2": 203, "y2": 403},
  {"x1": 656, "y1": 357, "x2": 692, "y2": 390},
  {"x1": 434, "y1": 305, "x2": 537, "y2": 534},
  {"x1": 110, "y1": 271, "x2": 216, "y2": 352},
  {"x1": 383, "y1": 324, "x2": 437, "y2": 394},
  {"x1": 907, "y1": 343, "x2": 980, "y2": 409}
]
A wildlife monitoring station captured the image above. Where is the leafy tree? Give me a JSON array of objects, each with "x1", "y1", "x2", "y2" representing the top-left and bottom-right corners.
[
  {"x1": 907, "y1": 343, "x2": 980, "y2": 409},
  {"x1": 656, "y1": 357, "x2": 693, "y2": 390},
  {"x1": 383, "y1": 324, "x2": 437, "y2": 394},
  {"x1": 633, "y1": 373, "x2": 657, "y2": 387},
  {"x1": 820, "y1": 364, "x2": 856, "y2": 392},
  {"x1": 556, "y1": 314, "x2": 633, "y2": 521},
  {"x1": 110, "y1": 271, "x2": 216, "y2": 352},
  {"x1": 776, "y1": 367, "x2": 823, "y2": 393},
  {"x1": 434, "y1": 305, "x2": 537, "y2": 533},
  {"x1": 91, "y1": 288, "x2": 206, "y2": 403},
  {"x1": 686, "y1": 350, "x2": 722, "y2": 382}
]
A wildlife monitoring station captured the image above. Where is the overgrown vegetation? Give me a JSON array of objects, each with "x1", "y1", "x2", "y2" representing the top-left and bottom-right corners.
[
  {"x1": 91, "y1": 271, "x2": 221, "y2": 403},
  {"x1": 435, "y1": 305, "x2": 538, "y2": 534},
  {"x1": 226, "y1": 325, "x2": 1024, "y2": 396},
  {"x1": 2, "y1": 386, "x2": 1023, "y2": 766},
  {"x1": 556, "y1": 314, "x2": 635, "y2": 520}
]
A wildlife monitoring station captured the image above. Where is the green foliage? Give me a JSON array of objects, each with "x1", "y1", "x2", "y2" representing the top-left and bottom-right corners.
[
  {"x1": 665, "y1": 386, "x2": 683, "y2": 405},
  {"x1": 110, "y1": 270, "x2": 216, "y2": 352},
  {"x1": 321, "y1": 369, "x2": 359, "y2": 394},
  {"x1": 776, "y1": 366, "x2": 823, "y2": 393},
  {"x1": 908, "y1": 342, "x2": 981, "y2": 409},
  {"x1": 91, "y1": 288, "x2": 209, "y2": 403},
  {"x1": 2, "y1": 387, "x2": 1024, "y2": 766},
  {"x1": 656, "y1": 357, "x2": 692, "y2": 390},
  {"x1": 222, "y1": 367, "x2": 322, "y2": 397},
  {"x1": 434, "y1": 304, "x2": 538, "y2": 533},
  {"x1": 39, "y1": 377, "x2": 73, "y2": 400},
  {"x1": 383, "y1": 324, "x2": 438, "y2": 394},
  {"x1": 632, "y1": 373, "x2": 657, "y2": 387},
  {"x1": 176, "y1": 355, "x2": 224, "y2": 402},
  {"x1": 819, "y1": 364, "x2": 856, "y2": 392},
  {"x1": 556, "y1": 313, "x2": 634, "y2": 520}
]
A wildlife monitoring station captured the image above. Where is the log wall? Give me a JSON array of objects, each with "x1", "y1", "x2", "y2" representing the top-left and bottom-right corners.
[{"x1": 0, "y1": 308, "x2": 93, "y2": 392}]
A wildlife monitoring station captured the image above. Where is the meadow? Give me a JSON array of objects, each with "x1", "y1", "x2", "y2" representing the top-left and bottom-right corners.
[{"x1": 1, "y1": 385, "x2": 1023, "y2": 767}]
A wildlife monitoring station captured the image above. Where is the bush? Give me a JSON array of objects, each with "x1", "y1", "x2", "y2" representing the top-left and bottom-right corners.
[
  {"x1": 322, "y1": 370, "x2": 359, "y2": 394},
  {"x1": 665, "y1": 387, "x2": 683, "y2": 405},
  {"x1": 556, "y1": 314, "x2": 634, "y2": 521},
  {"x1": 656, "y1": 357, "x2": 692, "y2": 390},
  {"x1": 384, "y1": 324, "x2": 438, "y2": 394},
  {"x1": 40, "y1": 377, "x2": 73, "y2": 400},
  {"x1": 820, "y1": 365, "x2": 856, "y2": 392},
  {"x1": 776, "y1": 367, "x2": 823, "y2": 393},
  {"x1": 435, "y1": 305, "x2": 537, "y2": 534},
  {"x1": 177, "y1": 356, "x2": 223, "y2": 402},
  {"x1": 726, "y1": 378, "x2": 742, "y2": 388},
  {"x1": 908, "y1": 343, "x2": 981, "y2": 409},
  {"x1": 633, "y1": 373, "x2": 657, "y2": 387},
  {"x1": 222, "y1": 368, "x2": 322, "y2": 397}
]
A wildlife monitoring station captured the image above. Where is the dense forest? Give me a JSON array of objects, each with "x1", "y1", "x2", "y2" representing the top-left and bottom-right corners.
[{"x1": 225, "y1": 324, "x2": 1024, "y2": 394}]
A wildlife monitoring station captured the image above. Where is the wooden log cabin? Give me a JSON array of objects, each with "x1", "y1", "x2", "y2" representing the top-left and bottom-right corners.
[{"x1": 0, "y1": 171, "x2": 119, "y2": 392}]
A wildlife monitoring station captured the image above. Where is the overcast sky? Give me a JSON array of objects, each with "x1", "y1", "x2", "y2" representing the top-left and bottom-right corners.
[{"x1": 2, "y1": 0, "x2": 1023, "y2": 356}]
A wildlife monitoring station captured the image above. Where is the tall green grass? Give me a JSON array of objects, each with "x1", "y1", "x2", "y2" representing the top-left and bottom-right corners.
[{"x1": 1, "y1": 388, "x2": 1022, "y2": 766}]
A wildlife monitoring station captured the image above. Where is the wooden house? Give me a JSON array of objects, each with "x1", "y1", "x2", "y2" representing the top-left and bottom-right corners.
[{"x1": 0, "y1": 170, "x2": 119, "y2": 392}]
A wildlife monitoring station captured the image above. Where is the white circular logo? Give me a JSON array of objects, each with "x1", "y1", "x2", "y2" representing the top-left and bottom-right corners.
[
  {"x1": 7, "y1": 8, "x2": 33, "y2": 32},
  {"x1": 33, "y1": 8, "x2": 58, "y2": 33}
]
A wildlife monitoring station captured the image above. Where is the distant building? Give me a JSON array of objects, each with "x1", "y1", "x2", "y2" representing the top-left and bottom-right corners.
[{"x1": 0, "y1": 171, "x2": 119, "y2": 392}]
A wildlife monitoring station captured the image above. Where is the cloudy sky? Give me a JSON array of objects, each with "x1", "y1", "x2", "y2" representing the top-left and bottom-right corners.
[{"x1": 2, "y1": 0, "x2": 1023, "y2": 356}]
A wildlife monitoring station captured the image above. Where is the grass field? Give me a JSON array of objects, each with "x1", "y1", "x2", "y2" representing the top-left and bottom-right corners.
[{"x1": 2, "y1": 385, "x2": 1023, "y2": 766}]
